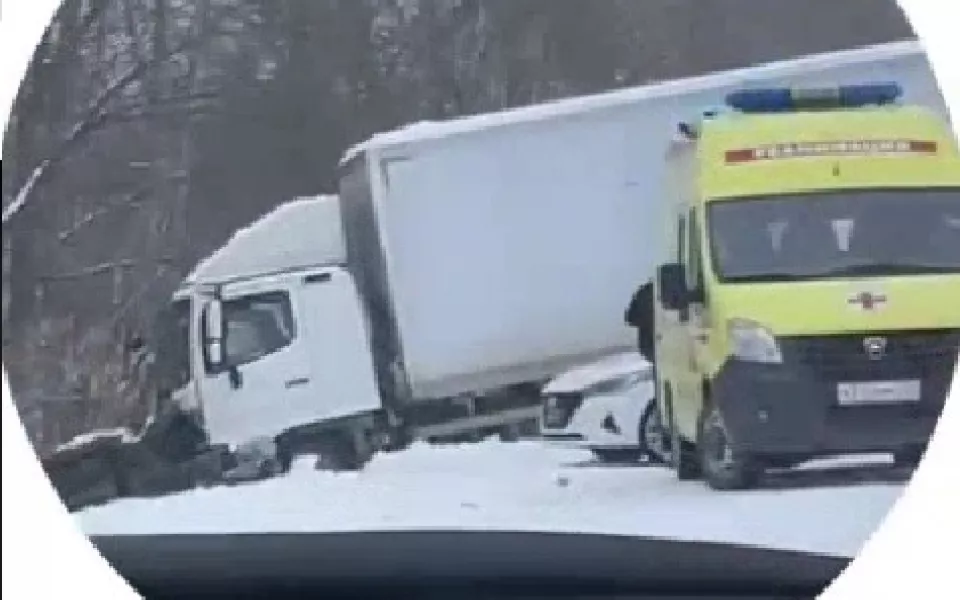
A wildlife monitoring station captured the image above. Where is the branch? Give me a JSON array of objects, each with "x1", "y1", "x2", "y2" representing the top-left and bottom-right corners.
[
  {"x1": 1, "y1": 162, "x2": 50, "y2": 224},
  {"x1": 38, "y1": 257, "x2": 177, "y2": 282},
  {"x1": 34, "y1": 0, "x2": 110, "y2": 67},
  {"x1": 2, "y1": 34, "x2": 212, "y2": 226},
  {"x1": 56, "y1": 171, "x2": 189, "y2": 243}
]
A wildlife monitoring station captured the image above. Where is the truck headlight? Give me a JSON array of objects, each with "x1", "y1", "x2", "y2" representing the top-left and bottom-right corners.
[{"x1": 727, "y1": 318, "x2": 783, "y2": 364}]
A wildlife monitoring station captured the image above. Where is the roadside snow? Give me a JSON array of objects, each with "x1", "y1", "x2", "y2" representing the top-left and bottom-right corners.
[{"x1": 78, "y1": 441, "x2": 903, "y2": 558}]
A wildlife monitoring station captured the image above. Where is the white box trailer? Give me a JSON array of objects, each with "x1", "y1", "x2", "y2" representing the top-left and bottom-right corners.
[{"x1": 338, "y1": 40, "x2": 945, "y2": 408}]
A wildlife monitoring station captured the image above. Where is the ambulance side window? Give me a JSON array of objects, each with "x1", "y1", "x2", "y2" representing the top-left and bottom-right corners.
[
  {"x1": 677, "y1": 213, "x2": 691, "y2": 321},
  {"x1": 686, "y1": 209, "x2": 705, "y2": 297},
  {"x1": 677, "y1": 214, "x2": 686, "y2": 265}
]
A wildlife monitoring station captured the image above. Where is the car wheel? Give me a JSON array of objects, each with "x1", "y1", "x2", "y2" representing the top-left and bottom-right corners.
[{"x1": 638, "y1": 399, "x2": 669, "y2": 464}]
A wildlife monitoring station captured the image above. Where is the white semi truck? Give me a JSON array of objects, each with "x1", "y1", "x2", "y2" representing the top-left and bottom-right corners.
[{"x1": 57, "y1": 39, "x2": 942, "y2": 494}]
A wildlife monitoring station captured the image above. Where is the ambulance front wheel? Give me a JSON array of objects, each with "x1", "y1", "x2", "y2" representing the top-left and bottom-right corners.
[
  {"x1": 638, "y1": 398, "x2": 669, "y2": 464},
  {"x1": 697, "y1": 403, "x2": 761, "y2": 491},
  {"x1": 662, "y1": 384, "x2": 701, "y2": 481}
]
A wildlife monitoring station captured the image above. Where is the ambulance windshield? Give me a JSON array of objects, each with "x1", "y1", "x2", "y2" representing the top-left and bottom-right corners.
[{"x1": 707, "y1": 187, "x2": 960, "y2": 282}]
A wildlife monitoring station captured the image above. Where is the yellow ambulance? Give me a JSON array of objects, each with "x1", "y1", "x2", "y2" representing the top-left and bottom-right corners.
[{"x1": 652, "y1": 83, "x2": 960, "y2": 490}]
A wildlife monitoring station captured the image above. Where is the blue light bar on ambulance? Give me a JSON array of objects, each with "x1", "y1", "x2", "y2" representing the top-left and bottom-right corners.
[{"x1": 725, "y1": 83, "x2": 903, "y2": 113}]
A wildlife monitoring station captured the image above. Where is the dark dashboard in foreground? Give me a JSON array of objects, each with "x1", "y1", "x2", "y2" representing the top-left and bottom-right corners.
[{"x1": 91, "y1": 530, "x2": 848, "y2": 599}]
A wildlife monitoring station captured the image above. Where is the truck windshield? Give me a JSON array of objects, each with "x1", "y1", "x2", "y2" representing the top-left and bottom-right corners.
[
  {"x1": 707, "y1": 187, "x2": 960, "y2": 282},
  {"x1": 151, "y1": 299, "x2": 192, "y2": 393}
]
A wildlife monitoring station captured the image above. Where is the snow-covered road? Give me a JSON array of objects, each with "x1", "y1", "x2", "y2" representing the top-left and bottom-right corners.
[{"x1": 77, "y1": 441, "x2": 906, "y2": 558}]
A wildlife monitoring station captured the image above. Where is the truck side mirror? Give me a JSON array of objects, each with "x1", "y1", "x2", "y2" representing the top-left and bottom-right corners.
[
  {"x1": 203, "y1": 299, "x2": 225, "y2": 369},
  {"x1": 658, "y1": 263, "x2": 688, "y2": 311}
]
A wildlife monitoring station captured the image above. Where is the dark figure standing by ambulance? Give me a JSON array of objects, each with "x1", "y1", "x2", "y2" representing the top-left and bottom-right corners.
[
  {"x1": 624, "y1": 280, "x2": 668, "y2": 464},
  {"x1": 625, "y1": 280, "x2": 655, "y2": 365}
]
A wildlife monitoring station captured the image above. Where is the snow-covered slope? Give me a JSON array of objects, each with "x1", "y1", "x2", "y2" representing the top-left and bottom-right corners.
[{"x1": 78, "y1": 441, "x2": 904, "y2": 558}]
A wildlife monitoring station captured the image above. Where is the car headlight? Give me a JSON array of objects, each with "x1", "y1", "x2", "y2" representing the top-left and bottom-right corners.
[{"x1": 727, "y1": 318, "x2": 783, "y2": 364}]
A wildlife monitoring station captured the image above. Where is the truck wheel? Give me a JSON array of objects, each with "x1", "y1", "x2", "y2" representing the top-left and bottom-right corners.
[
  {"x1": 697, "y1": 404, "x2": 761, "y2": 491},
  {"x1": 274, "y1": 435, "x2": 294, "y2": 474},
  {"x1": 106, "y1": 447, "x2": 135, "y2": 498},
  {"x1": 498, "y1": 424, "x2": 522, "y2": 443},
  {"x1": 663, "y1": 386, "x2": 700, "y2": 481},
  {"x1": 638, "y1": 398, "x2": 668, "y2": 464},
  {"x1": 315, "y1": 430, "x2": 373, "y2": 472},
  {"x1": 377, "y1": 410, "x2": 413, "y2": 453},
  {"x1": 258, "y1": 456, "x2": 283, "y2": 479},
  {"x1": 380, "y1": 425, "x2": 413, "y2": 453}
]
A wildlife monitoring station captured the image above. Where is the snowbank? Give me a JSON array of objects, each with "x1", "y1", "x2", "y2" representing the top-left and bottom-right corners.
[{"x1": 78, "y1": 440, "x2": 904, "y2": 558}]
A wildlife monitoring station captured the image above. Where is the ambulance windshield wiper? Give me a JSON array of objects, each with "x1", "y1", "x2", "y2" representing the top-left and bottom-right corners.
[
  {"x1": 724, "y1": 272, "x2": 818, "y2": 283},
  {"x1": 724, "y1": 263, "x2": 958, "y2": 282},
  {"x1": 819, "y1": 262, "x2": 959, "y2": 276}
]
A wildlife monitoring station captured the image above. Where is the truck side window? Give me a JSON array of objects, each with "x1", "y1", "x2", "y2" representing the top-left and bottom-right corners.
[{"x1": 205, "y1": 291, "x2": 296, "y2": 372}]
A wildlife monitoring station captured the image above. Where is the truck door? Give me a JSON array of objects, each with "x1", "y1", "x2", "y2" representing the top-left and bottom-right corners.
[{"x1": 197, "y1": 274, "x2": 313, "y2": 446}]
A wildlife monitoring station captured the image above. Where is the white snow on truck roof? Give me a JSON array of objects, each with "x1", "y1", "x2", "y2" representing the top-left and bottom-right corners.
[
  {"x1": 543, "y1": 351, "x2": 652, "y2": 395},
  {"x1": 342, "y1": 40, "x2": 921, "y2": 163},
  {"x1": 185, "y1": 195, "x2": 344, "y2": 287}
]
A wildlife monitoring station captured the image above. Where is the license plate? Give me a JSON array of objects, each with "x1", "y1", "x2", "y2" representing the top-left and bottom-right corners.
[{"x1": 837, "y1": 380, "x2": 922, "y2": 405}]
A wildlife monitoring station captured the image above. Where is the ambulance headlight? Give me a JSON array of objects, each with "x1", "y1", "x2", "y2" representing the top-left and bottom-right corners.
[{"x1": 728, "y1": 318, "x2": 783, "y2": 364}]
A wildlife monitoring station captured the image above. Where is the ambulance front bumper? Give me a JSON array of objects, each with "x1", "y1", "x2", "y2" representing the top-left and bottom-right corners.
[{"x1": 712, "y1": 330, "x2": 958, "y2": 458}]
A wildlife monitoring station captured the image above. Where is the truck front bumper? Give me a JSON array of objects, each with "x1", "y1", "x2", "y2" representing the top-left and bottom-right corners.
[{"x1": 712, "y1": 330, "x2": 958, "y2": 458}]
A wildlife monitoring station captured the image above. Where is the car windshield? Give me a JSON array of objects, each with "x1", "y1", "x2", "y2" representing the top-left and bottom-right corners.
[
  {"x1": 708, "y1": 188, "x2": 960, "y2": 282},
  {"x1": 2, "y1": 0, "x2": 953, "y2": 591}
]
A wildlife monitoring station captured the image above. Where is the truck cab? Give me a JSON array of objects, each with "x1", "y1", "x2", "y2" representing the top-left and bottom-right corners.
[
  {"x1": 652, "y1": 83, "x2": 960, "y2": 490},
  {"x1": 152, "y1": 197, "x2": 388, "y2": 471},
  {"x1": 189, "y1": 266, "x2": 383, "y2": 449}
]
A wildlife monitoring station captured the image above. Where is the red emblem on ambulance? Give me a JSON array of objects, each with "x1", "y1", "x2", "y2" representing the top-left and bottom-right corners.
[{"x1": 848, "y1": 291, "x2": 887, "y2": 311}]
